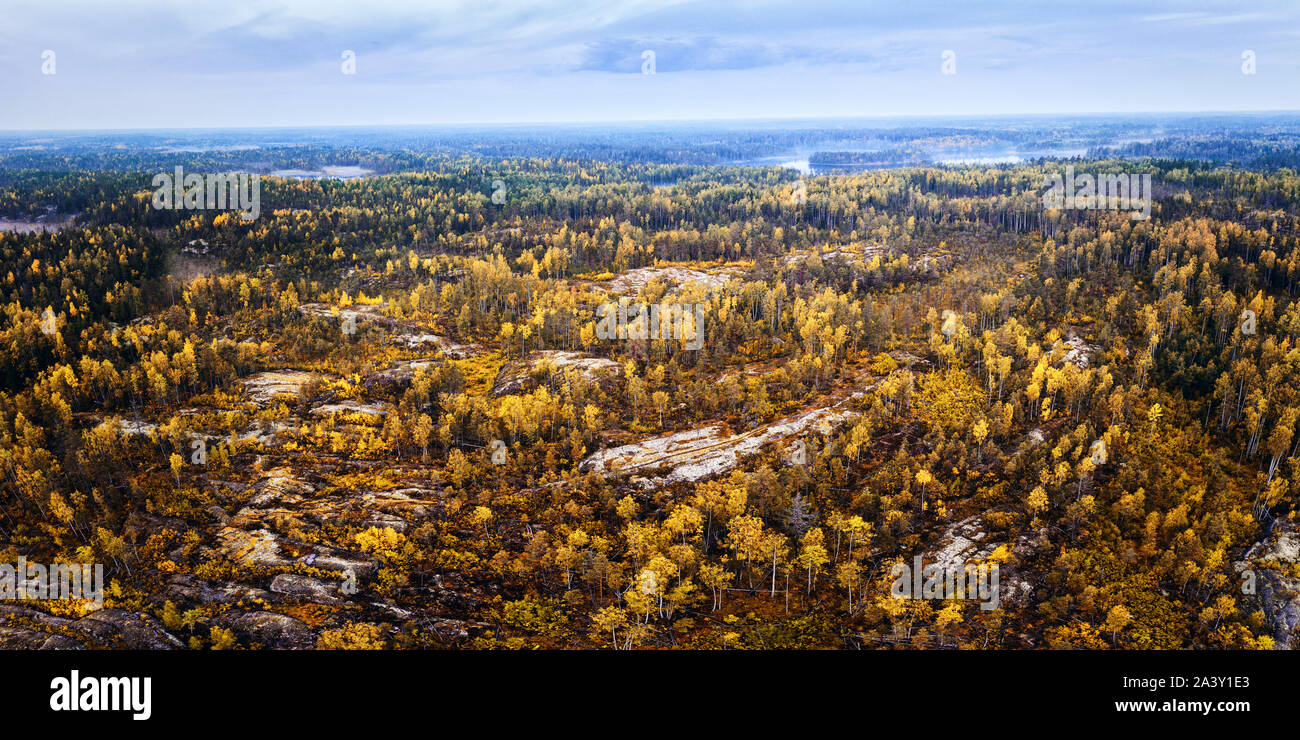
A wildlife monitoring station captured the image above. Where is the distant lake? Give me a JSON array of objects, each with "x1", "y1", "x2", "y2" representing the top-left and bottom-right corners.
[
  {"x1": 934, "y1": 154, "x2": 1023, "y2": 165},
  {"x1": 741, "y1": 146, "x2": 1093, "y2": 173},
  {"x1": 752, "y1": 157, "x2": 925, "y2": 174}
]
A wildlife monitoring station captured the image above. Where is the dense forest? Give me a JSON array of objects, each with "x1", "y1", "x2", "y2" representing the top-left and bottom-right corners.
[{"x1": 1, "y1": 129, "x2": 1298, "y2": 649}]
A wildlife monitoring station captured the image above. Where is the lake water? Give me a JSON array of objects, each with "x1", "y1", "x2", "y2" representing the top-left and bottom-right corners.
[{"x1": 744, "y1": 146, "x2": 1093, "y2": 172}]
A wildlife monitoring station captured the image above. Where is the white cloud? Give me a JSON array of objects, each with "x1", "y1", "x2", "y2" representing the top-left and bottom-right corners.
[{"x1": 1, "y1": 0, "x2": 1298, "y2": 129}]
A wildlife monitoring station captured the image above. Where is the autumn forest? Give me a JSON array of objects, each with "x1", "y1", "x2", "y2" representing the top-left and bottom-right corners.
[{"x1": 1, "y1": 120, "x2": 1298, "y2": 651}]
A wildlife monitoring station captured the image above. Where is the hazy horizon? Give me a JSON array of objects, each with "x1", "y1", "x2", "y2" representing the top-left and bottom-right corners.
[{"x1": 4, "y1": 109, "x2": 1300, "y2": 136}]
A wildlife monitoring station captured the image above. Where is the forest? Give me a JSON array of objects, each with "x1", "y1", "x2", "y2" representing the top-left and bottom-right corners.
[{"x1": 0, "y1": 124, "x2": 1297, "y2": 650}]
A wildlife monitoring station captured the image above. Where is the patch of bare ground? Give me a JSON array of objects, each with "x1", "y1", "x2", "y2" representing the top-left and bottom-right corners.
[
  {"x1": 780, "y1": 243, "x2": 955, "y2": 278},
  {"x1": 579, "y1": 394, "x2": 865, "y2": 488},
  {"x1": 780, "y1": 242, "x2": 888, "y2": 267},
  {"x1": 242, "y1": 370, "x2": 323, "y2": 405},
  {"x1": 392, "y1": 333, "x2": 486, "y2": 357},
  {"x1": 588, "y1": 264, "x2": 745, "y2": 297},
  {"x1": 166, "y1": 244, "x2": 221, "y2": 282},
  {"x1": 1234, "y1": 520, "x2": 1300, "y2": 648},
  {"x1": 1053, "y1": 329, "x2": 1100, "y2": 369},
  {"x1": 308, "y1": 399, "x2": 394, "y2": 417},
  {"x1": 914, "y1": 515, "x2": 1044, "y2": 608},
  {"x1": 0, "y1": 211, "x2": 77, "y2": 233},
  {"x1": 298, "y1": 301, "x2": 391, "y2": 325},
  {"x1": 491, "y1": 350, "x2": 621, "y2": 396},
  {"x1": 297, "y1": 302, "x2": 487, "y2": 357},
  {"x1": 211, "y1": 465, "x2": 447, "y2": 576}
]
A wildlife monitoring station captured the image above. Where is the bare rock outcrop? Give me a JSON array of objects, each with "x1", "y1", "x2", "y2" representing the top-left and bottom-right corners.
[
  {"x1": 579, "y1": 400, "x2": 858, "y2": 488},
  {"x1": 492, "y1": 351, "x2": 621, "y2": 396},
  {"x1": 1235, "y1": 520, "x2": 1300, "y2": 649}
]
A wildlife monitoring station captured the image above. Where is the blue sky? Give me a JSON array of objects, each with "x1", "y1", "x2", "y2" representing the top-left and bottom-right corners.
[{"x1": 2, "y1": 0, "x2": 1298, "y2": 130}]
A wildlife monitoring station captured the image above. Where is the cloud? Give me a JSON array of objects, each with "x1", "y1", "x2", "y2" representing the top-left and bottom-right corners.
[
  {"x1": 3, "y1": 0, "x2": 1300, "y2": 128},
  {"x1": 576, "y1": 37, "x2": 886, "y2": 74}
]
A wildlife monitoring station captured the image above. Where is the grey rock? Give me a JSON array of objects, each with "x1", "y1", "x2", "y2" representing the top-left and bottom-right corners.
[
  {"x1": 269, "y1": 574, "x2": 341, "y2": 604},
  {"x1": 39, "y1": 634, "x2": 85, "y2": 650},
  {"x1": 216, "y1": 610, "x2": 314, "y2": 650},
  {"x1": 1236, "y1": 520, "x2": 1300, "y2": 649},
  {"x1": 75, "y1": 609, "x2": 184, "y2": 649},
  {"x1": 159, "y1": 574, "x2": 274, "y2": 605},
  {"x1": 0, "y1": 626, "x2": 55, "y2": 649}
]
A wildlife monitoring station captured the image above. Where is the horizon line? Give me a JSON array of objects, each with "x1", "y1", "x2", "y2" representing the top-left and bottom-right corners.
[{"x1": 4, "y1": 108, "x2": 1300, "y2": 136}]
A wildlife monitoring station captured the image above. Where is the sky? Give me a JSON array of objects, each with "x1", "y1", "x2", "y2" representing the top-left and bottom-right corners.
[{"x1": 1, "y1": 0, "x2": 1299, "y2": 130}]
